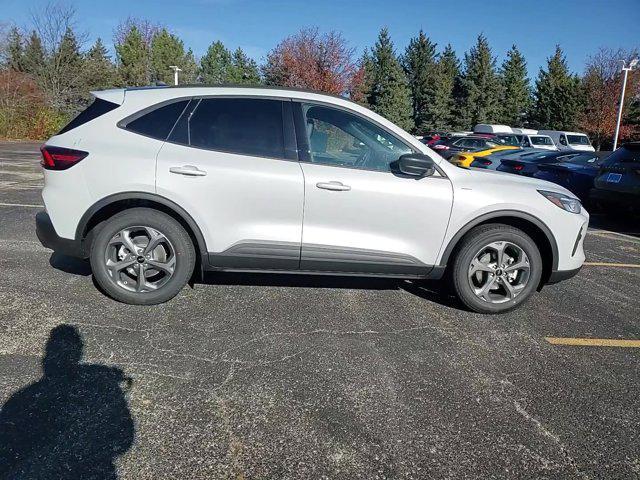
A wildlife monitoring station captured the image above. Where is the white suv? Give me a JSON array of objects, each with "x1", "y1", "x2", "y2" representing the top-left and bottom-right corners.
[{"x1": 36, "y1": 86, "x2": 588, "y2": 313}]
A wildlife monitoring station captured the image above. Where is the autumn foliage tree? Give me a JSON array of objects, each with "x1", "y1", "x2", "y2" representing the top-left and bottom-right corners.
[
  {"x1": 580, "y1": 48, "x2": 640, "y2": 149},
  {"x1": 263, "y1": 28, "x2": 358, "y2": 95}
]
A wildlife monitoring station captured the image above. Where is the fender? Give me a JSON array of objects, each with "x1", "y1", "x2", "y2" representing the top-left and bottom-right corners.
[
  {"x1": 438, "y1": 209, "x2": 559, "y2": 271},
  {"x1": 76, "y1": 191, "x2": 209, "y2": 262}
]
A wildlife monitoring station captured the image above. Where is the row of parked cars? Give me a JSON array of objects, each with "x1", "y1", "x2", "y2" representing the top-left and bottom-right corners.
[{"x1": 420, "y1": 125, "x2": 639, "y2": 212}]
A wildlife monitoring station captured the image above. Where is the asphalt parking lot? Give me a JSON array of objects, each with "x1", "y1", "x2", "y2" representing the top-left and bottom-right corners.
[{"x1": 0, "y1": 141, "x2": 639, "y2": 479}]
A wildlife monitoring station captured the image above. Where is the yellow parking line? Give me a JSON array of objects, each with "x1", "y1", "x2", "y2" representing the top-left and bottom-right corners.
[
  {"x1": 583, "y1": 262, "x2": 640, "y2": 268},
  {"x1": 545, "y1": 337, "x2": 640, "y2": 348}
]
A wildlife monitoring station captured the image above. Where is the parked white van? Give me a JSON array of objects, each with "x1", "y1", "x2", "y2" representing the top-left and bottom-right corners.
[{"x1": 538, "y1": 131, "x2": 594, "y2": 152}]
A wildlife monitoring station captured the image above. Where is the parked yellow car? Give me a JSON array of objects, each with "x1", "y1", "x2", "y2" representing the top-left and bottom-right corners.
[{"x1": 451, "y1": 146, "x2": 519, "y2": 168}]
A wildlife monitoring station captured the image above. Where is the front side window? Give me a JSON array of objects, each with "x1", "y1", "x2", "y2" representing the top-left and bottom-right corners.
[
  {"x1": 125, "y1": 100, "x2": 189, "y2": 140},
  {"x1": 186, "y1": 98, "x2": 286, "y2": 159},
  {"x1": 301, "y1": 104, "x2": 412, "y2": 172},
  {"x1": 559, "y1": 135, "x2": 567, "y2": 146}
]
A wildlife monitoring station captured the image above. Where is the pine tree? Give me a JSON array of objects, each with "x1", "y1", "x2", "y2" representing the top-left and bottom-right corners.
[
  {"x1": 531, "y1": 45, "x2": 583, "y2": 130},
  {"x1": 499, "y1": 45, "x2": 531, "y2": 126},
  {"x1": 50, "y1": 27, "x2": 83, "y2": 113},
  {"x1": 22, "y1": 31, "x2": 46, "y2": 78},
  {"x1": 402, "y1": 30, "x2": 437, "y2": 132},
  {"x1": 428, "y1": 44, "x2": 462, "y2": 130},
  {"x1": 150, "y1": 29, "x2": 189, "y2": 85},
  {"x1": 200, "y1": 41, "x2": 233, "y2": 84},
  {"x1": 115, "y1": 26, "x2": 150, "y2": 87},
  {"x1": 181, "y1": 49, "x2": 198, "y2": 84},
  {"x1": 459, "y1": 34, "x2": 502, "y2": 128},
  {"x1": 6, "y1": 27, "x2": 24, "y2": 71},
  {"x1": 367, "y1": 28, "x2": 413, "y2": 131},
  {"x1": 228, "y1": 48, "x2": 260, "y2": 85},
  {"x1": 83, "y1": 38, "x2": 116, "y2": 92}
]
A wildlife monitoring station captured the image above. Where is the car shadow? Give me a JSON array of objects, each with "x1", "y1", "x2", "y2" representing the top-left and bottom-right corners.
[
  {"x1": 0, "y1": 325, "x2": 135, "y2": 479},
  {"x1": 48, "y1": 253, "x2": 462, "y2": 310},
  {"x1": 49, "y1": 252, "x2": 92, "y2": 276}
]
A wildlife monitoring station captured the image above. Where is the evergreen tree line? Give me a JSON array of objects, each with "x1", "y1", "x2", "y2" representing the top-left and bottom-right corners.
[{"x1": 1, "y1": 17, "x2": 638, "y2": 145}]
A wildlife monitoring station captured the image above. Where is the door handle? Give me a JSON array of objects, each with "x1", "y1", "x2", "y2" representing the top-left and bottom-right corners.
[
  {"x1": 316, "y1": 181, "x2": 351, "y2": 191},
  {"x1": 169, "y1": 165, "x2": 207, "y2": 177}
]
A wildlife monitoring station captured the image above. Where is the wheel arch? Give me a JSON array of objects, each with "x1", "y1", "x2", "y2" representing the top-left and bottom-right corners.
[
  {"x1": 439, "y1": 210, "x2": 558, "y2": 287},
  {"x1": 76, "y1": 192, "x2": 209, "y2": 270}
]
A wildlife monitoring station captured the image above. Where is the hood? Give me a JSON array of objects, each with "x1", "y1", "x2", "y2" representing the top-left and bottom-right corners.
[{"x1": 467, "y1": 166, "x2": 578, "y2": 198}]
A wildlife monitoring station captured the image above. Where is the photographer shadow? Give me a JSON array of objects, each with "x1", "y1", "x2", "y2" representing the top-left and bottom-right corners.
[{"x1": 0, "y1": 325, "x2": 135, "y2": 480}]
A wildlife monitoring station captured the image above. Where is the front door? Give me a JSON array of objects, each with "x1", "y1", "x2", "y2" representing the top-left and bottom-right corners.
[
  {"x1": 295, "y1": 102, "x2": 453, "y2": 276},
  {"x1": 156, "y1": 97, "x2": 304, "y2": 270}
]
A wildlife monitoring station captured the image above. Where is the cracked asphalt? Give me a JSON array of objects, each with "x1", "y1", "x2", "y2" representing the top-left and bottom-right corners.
[{"x1": 1, "y1": 141, "x2": 639, "y2": 479}]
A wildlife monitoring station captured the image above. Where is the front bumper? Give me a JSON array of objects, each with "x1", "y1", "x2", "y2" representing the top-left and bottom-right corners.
[
  {"x1": 36, "y1": 211, "x2": 87, "y2": 258},
  {"x1": 546, "y1": 266, "x2": 581, "y2": 284}
]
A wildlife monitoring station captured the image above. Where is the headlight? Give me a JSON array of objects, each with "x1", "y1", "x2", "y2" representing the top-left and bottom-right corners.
[{"x1": 538, "y1": 190, "x2": 581, "y2": 214}]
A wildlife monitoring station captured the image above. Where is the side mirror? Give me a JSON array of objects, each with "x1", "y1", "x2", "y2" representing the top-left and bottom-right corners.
[{"x1": 395, "y1": 153, "x2": 436, "y2": 178}]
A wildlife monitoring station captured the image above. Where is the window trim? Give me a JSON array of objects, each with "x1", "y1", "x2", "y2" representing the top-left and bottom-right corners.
[
  {"x1": 291, "y1": 100, "x2": 419, "y2": 174},
  {"x1": 161, "y1": 95, "x2": 297, "y2": 162}
]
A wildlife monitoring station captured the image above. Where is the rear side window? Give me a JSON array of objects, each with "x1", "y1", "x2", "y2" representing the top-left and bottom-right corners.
[
  {"x1": 125, "y1": 100, "x2": 189, "y2": 140},
  {"x1": 58, "y1": 98, "x2": 119, "y2": 134},
  {"x1": 186, "y1": 98, "x2": 285, "y2": 158}
]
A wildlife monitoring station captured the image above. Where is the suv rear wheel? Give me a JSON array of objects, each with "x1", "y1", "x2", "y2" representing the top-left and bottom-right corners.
[
  {"x1": 90, "y1": 208, "x2": 195, "y2": 305},
  {"x1": 451, "y1": 224, "x2": 542, "y2": 314}
]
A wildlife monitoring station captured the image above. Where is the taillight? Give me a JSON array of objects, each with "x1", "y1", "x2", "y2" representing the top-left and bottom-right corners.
[
  {"x1": 513, "y1": 164, "x2": 524, "y2": 171},
  {"x1": 40, "y1": 145, "x2": 88, "y2": 170},
  {"x1": 482, "y1": 160, "x2": 492, "y2": 166}
]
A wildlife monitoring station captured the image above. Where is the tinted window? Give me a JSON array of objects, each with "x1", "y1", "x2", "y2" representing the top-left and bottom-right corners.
[
  {"x1": 302, "y1": 104, "x2": 412, "y2": 172},
  {"x1": 188, "y1": 98, "x2": 285, "y2": 158},
  {"x1": 126, "y1": 100, "x2": 189, "y2": 140},
  {"x1": 58, "y1": 98, "x2": 119, "y2": 134}
]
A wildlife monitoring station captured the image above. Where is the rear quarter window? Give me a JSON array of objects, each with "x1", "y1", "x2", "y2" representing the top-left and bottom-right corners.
[
  {"x1": 58, "y1": 98, "x2": 119, "y2": 135},
  {"x1": 124, "y1": 100, "x2": 190, "y2": 140}
]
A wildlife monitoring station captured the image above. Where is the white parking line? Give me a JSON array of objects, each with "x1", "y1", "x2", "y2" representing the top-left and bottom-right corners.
[{"x1": 0, "y1": 202, "x2": 43, "y2": 208}]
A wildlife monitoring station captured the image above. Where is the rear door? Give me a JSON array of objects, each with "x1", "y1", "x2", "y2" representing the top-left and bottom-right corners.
[
  {"x1": 156, "y1": 97, "x2": 305, "y2": 270},
  {"x1": 294, "y1": 102, "x2": 453, "y2": 275}
]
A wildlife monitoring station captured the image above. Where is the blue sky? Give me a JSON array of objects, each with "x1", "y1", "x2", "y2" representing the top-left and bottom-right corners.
[{"x1": 3, "y1": 0, "x2": 639, "y2": 77}]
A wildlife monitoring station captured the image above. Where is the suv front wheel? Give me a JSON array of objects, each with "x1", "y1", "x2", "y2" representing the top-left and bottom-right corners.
[
  {"x1": 90, "y1": 208, "x2": 195, "y2": 305},
  {"x1": 451, "y1": 224, "x2": 543, "y2": 314}
]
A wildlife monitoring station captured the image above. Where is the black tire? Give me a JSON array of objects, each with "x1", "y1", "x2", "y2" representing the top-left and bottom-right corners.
[
  {"x1": 450, "y1": 224, "x2": 542, "y2": 314},
  {"x1": 90, "y1": 208, "x2": 195, "y2": 305}
]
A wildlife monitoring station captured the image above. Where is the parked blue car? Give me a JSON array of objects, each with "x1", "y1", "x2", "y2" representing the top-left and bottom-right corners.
[
  {"x1": 496, "y1": 151, "x2": 581, "y2": 177},
  {"x1": 533, "y1": 152, "x2": 606, "y2": 203}
]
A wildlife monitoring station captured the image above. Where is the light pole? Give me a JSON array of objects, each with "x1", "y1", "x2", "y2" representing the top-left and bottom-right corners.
[
  {"x1": 169, "y1": 65, "x2": 182, "y2": 86},
  {"x1": 613, "y1": 58, "x2": 638, "y2": 151}
]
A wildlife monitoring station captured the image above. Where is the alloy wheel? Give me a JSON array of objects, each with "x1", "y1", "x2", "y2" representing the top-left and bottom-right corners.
[
  {"x1": 467, "y1": 241, "x2": 531, "y2": 304},
  {"x1": 104, "y1": 226, "x2": 176, "y2": 293}
]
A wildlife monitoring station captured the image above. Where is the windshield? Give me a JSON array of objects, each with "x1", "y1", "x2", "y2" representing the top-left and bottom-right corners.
[
  {"x1": 530, "y1": 136, "x2": 554, "y2": 146},
  {"x1": 567, "y1": 135, "x2": 590, "y2": 145}
]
